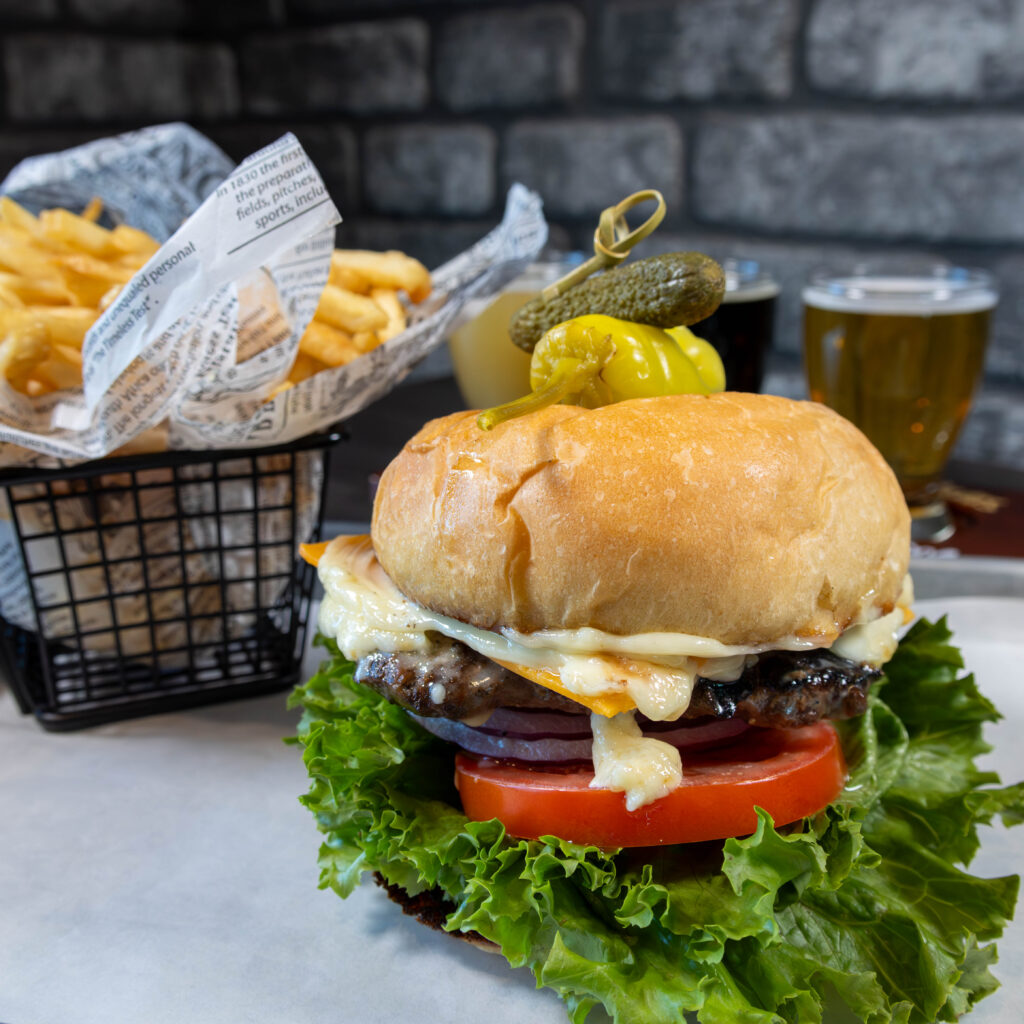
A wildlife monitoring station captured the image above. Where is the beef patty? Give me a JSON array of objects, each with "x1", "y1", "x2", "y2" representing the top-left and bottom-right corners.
[{"x1": 355, "y1": 636, "x2": 880, "y2": 730}]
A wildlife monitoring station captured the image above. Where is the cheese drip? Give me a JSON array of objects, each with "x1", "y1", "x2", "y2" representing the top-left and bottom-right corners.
[{"x1": 590, "y1": 711, "x2": 682, "y2": 810}]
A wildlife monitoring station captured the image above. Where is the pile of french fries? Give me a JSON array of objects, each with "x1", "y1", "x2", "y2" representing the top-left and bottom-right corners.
[
  {"x1": 269, "y1": 247, "x2": 432, "y2": 400},
  {"x1": 0, "y1": 195, "x2": 431, "y2": 402},
  {"x1": 0, "y1": 196, "x2": 159, "y2": 397}
]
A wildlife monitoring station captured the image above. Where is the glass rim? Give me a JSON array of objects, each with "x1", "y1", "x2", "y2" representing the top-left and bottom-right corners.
[
  {"x1": 721, "y1": 257, "x2": 780, "y2": 302},
  {"x1": 804, "y1": 263, "x2": 997, "y2": 314}
]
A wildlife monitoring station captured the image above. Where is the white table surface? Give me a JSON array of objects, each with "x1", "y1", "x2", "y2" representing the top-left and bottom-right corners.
[{"x1": 1, "y1": 590, "x2": 1021, "y2": 1024}]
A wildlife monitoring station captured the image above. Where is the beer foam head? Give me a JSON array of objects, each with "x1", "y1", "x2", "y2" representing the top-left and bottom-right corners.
[{"x1": 803, "y1": 270, "x2": 997, "y2": 316}]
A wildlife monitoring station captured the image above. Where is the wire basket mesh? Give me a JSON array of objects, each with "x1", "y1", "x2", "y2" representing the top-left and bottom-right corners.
[{"x1": 0, "y1": 429, "x2": 341, "y2": 730}]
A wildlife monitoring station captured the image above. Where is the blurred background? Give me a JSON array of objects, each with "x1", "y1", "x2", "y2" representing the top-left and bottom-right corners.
[{"x1": 2, "y1": 0, "x2": 1023, "y2": 511}]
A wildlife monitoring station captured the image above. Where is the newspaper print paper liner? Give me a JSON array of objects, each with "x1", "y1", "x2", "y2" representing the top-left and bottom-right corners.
[{"x1": 0, "y1": 125, "x2": 549, "y2": 657}]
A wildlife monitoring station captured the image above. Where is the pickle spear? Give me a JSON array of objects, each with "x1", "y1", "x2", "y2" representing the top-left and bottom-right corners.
[{"x1": 509, "y1": 251, "x2": 725, "y2": 353}]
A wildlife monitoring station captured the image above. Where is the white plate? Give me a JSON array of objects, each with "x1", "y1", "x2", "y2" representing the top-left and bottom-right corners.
[{"x1": 0, "y1": 598, "x2": 1020, "y2": 1024}]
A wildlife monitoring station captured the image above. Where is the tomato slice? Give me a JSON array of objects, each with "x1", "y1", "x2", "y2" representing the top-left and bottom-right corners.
[{"x1": 454, "y1": 722, "x2": 846, "y2": 848}]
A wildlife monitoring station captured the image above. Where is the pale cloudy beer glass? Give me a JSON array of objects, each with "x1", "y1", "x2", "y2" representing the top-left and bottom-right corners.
[
  {"x1": 803, "y1": 265, "x2": 997, "y2": 543},
  {"x1": 448, "y1": 255, "x2": 582, "y2": 410}
]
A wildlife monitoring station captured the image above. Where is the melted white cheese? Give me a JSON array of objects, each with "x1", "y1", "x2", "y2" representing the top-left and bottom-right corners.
[
  {"x1": 832, "y1": 575, "x2": 915, "y2": 666},
  {"x1": 317, "y1": 535, "x2": 912, "y2": 806},
  {"x1": 832, "y1": 607, "x2": 903, "y2": 665},
  {"x1": 317, "y1": 536, "x2": 719, "y2": 721},
  {"x1": 590, "y1": 711, "x2": 682, "y2": 810}
]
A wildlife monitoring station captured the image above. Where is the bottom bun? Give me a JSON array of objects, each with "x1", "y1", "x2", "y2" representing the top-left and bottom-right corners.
[{"x1": 372, "y1": 872, "x2": 499, "y2": 953}]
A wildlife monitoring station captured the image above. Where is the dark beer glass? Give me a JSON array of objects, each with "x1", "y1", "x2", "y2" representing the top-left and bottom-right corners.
[{"x1": 690, "y1": 259, "x2": 779, "y2": 393}]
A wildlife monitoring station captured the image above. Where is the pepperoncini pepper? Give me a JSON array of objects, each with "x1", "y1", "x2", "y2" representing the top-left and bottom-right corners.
[
  {"x1": 478, "y1": 315, "x2": 725, "y2": 430},
  {"x1": 665, "y1": 325, "x2": 727, "y2": 394}
]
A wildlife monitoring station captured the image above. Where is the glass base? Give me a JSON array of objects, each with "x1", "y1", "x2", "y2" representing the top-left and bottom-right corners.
[{"x1": 909, "y1": 499, "x2": 956, "y2": 544}]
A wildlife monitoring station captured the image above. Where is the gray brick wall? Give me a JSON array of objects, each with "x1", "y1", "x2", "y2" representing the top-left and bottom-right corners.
[
  {"x1": 504, "y1": 117, "x2": 683, "y2": 218},
  {"x1": 436, "y1": 6, "x2": 583, "y2": 111},
  {"x1": 1, "y1": 0, "x2": 1024, "y2": 469},
  {"x1": 693, "y1": 113, "x2": 1024, "y2": 243},
  {"x1": 601, "y1": 0, "x2": 799, "y2": 100},
  {"x1": 240, "y1": 21, "x2": 429, "y2": 116},
  {"x1": 364, "y1": 124, "x2": 495, "y2": 215},
  {"x1": 4, "y1": 36, "x2": 238, "y2": 122},
  {"x1": 807, "y1": 0, "x2": 1024, "y2": 100}
]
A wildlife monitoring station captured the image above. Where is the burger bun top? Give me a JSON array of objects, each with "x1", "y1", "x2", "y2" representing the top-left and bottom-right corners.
[{"x1": 371, "y1": 393, "x2": 910, "y2": 647}]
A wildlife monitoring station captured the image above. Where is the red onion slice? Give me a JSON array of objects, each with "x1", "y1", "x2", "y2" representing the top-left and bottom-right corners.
[{"x1": 410, "y1": 709, "x2": 751, "y2": 764}]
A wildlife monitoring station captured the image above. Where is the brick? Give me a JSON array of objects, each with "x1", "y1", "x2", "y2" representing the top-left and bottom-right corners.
[
  {"x1": 241, "y1": 20, "x2": 427, "y2": 116},
  {"x1": 364, "y1": 124, "x2": 495, "y2": 216},
  {"x1": 63, "y1": 0, "x2": 283, "y2": 29},
  {"x1": 693, "y1": 113, "x2": 1024, "y2": 243},
  {"x1": 290, "y1": 0, "x2": 478, "y2": 15},
  {"x1": 0, "y1": 0, "x2": 58, "y2": 23},
  {"x1": 4, "y1": 36, "x2": 238, "y2": 122},
  {"x1": 209, "y1": 123, "x2": 358, "y2": 212},
  {"x1": 953, "y1": 387, "x2": 1024, "y2": 470},
  {"x1": 807, "y1": 0, "x2": 1024, "y2": 99},
  {"x1": 601, "y1": 0, "x2": 798, "y2": 100},
  {"x1": 503, "y1": 118, "x2": 682, "y2": 219},
  {"x1": 436, "y1": 5, "x2": 583, "y2": 111}
]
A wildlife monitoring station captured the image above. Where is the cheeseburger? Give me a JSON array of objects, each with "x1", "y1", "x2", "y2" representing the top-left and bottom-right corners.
[{"x1": 294, "y1": 392, "x2": 1021, "y2": 1023}]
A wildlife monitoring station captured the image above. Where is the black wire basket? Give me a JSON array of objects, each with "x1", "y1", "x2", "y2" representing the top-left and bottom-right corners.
[{"x1": 0, "y1": 428, "x2": 342, "y2": 731}]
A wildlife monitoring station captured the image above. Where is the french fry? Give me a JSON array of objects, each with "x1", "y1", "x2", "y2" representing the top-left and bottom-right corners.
[
  {"x1": 329, "y1": 249, "x2": 431, "y2": 303},
  {"x1": 0, "y1": 204, "x2": 160, "y2": 402},
  {"x1": 80, "y1": 197, "x2": 104, "y2": 223},
  {"x1": 298, "y1": 320, "x2": 363, "y2": 367},
  {"x1": 98, "y1": 284, "x2": 123, "y2": 312},
  {"x1": 288, "y1": 350, "x2": 328, "y2": 384},
  {"x1": 369, "y1": 287, "x2": 407, "y2": 343},
  {"x1": 38, "y1": 208, "x2": 115, "y2": 257},
  {"x1": 32, "y1": 349, "x2": 81, "y2": 391},
  {"x1": 54, "y1": 343, "x2": 83, "y2": 367},
  {"x1": 58, "y1": 266, "x2": 122, "y2": 307},
  {"x1": 313, "y1": 283, "x2": 388, "y2": 334},
  {"x1": 110, "y1": 224, "x2": 161, "y2": 258},
  {"x1": 114, "y1": 251, "x2": 151, "y2": 272},
  {"x1": 0, "y1": 285, "x2": 25, "y2": 309},
  {"x1": 0, "y1": 271, "x2": 70, "y2": 305},
  {"x1": 58, "y1": 251, "x2": 136, "y2": 284},
  {"x1": 0, "y1": 322, "x2": 51, "y2": 390},
  {"x1": 327, "y1": 260, "x2": 372, "y2": 295},
  {"x1": 266, "y1": 380, "x2": 294, "y2": 401},
  {"x1": 19, "y1": 307, "x2": 98, "y2": 347},
  {"x1": 0, "y1": 233, "x2": 63, "y2": 280},
  {"x1": 350, "y1": 331, "x2": 379, "y2": 353},
  {"x1": 0, "y1": 197, "x2": 41, "y2": 234}
]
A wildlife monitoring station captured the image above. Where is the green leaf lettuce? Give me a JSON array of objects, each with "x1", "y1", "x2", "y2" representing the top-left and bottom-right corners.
[{"x1": 290, "y1": 617, "x2": 1024, "y2": 1023}]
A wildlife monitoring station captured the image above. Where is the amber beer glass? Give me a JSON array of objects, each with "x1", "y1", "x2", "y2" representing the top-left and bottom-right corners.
[{"x1": 803, "y1": 266, "x2": 997, "y2": 542}]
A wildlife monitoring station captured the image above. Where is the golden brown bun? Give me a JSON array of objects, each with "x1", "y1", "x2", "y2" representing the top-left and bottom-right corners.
[{"x1": 371, "y1": 393, "x2": 910, "y2": 646}]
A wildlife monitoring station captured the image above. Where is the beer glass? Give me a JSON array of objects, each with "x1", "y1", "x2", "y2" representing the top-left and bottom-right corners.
[
  {"x1": 448, "y1": 255, "x2": 582, "y2": 410},
  {"x1": 690, "y1": 258, "x2": 779, "y2": 392},
  {"x1": 802, "y1": 264, "x2": 997, "y2": 543}
]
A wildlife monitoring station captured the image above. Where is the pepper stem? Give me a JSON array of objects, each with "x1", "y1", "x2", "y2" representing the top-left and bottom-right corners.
[{"x1": 477, "y1": 357, "x2": 597, "y2": 431}]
